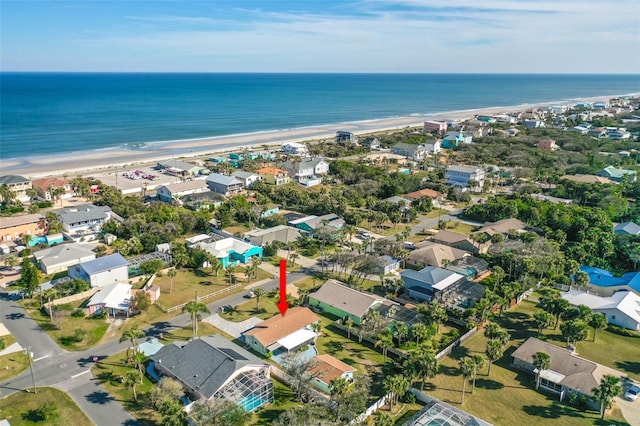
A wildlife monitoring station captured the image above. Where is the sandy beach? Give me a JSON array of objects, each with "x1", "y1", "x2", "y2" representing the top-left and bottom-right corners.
[{"x1": 0, "y1": 94, "x2": 632, "y2": 180}]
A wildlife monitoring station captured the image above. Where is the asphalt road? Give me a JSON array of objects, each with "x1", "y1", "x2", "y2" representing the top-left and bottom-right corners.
[{"x1": 0, "y1": 271, "x2": 307, "y2": 425}]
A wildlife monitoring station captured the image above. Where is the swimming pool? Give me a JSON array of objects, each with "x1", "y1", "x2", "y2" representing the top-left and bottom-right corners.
[{"x1": 239, "y1": 395, "x2": 267, "y2": 412}]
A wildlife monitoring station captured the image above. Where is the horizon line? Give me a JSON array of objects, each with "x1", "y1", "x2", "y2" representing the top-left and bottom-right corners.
[{"x1": 1, "y1": 71, "x2": 640, "y2": 76}]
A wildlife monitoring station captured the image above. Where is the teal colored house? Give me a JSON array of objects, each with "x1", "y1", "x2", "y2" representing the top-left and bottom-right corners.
[
  {"x1": 185, "y1": 234, "x2": 263, "y2": 268},
  {"x1": 228, "y1": 153, "x2": 244, "y2": 160},
  {"x1": 260, "y1": 205, "x2": 280, "y2": 218},
  {"x1": 442, "y1": 131, "x2": 473, "y2": 149},
  {"x1": 289, "y1": 214, "x2": 345, "y2": 240},
  {"x1": 597, "y1": 166, "x2": 637, "y2": 183},
  {"x1": 209, "y1": 156, "x2": 227, "y2": 163}
]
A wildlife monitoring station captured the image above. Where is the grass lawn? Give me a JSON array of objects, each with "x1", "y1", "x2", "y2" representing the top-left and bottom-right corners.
[
  {"x1": 0, "y1": 387, "x2": 94, "y2": 426},
  {"x1": 24, "y1": 300, "x2": 109, "y2": 351},
  {"x1": 0, "y1": 344, "x2": 29, "y2": 383},
  {"x1": 151, "y1": 267, "x2": 272, "y2": 309},
  {"x1": 224, "y1": 224, "x2": 251, "y2": 235},
  {"x1": 500, "y1": 297, "x2": 640, "y2": 381},
  {"x1": 422, "y1": 208, "x2": 449, "y2": 219},
  {"x1": 293, "y1": 276, "x2": 323, "y2": 291},
  {"x1": 252, "y1": 378, "x2": 299, "y2": 425},
  {"x1": 219, "y1": 294, "x2": 281, "y2": 322},
  {"x1": 444, "y1": 221, "x2": 476, "y2": 235}
]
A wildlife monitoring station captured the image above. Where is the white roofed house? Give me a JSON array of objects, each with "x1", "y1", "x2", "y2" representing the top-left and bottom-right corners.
[
  {"x1": 157, "y1": 159, "x2": 209, "y2": 177},
  {"x1": 391, "y1": 143, "x2": 428, "y2": 161},
  {"x1": 231, "y1": 171, "x2": 262, "y2": 188},
  {"x1": 33, "y1": 243, "x2": 96, "y2": 274},
  {"x1": 278, "y1": 158, "x2": 330, "y2": 187},
  {"x1": 424, "y1": 139, "x2": 442, "y2": 154},
  {"x1": 68, "y1": 253, "x2": 129, "y2": 288},
  {"x1": 54, "y1": 204, "x2": 112, "y2": 236},
  {"x1": 361, "y1": 137, "x2": 381, "y2": 150},
  {"x1": 400, "y1": 266, "x2": 465, "y2": 302},
  {"x1": 244, "y1": 225, "x2": 301, "y2": 246},
  {"x1": 87, "y1": 282, "x2": 132, "y2": 317},
  {"x1": 156, "y1": 180, "x2": 210, "y2": 203},
  {"x1": 445, "y1": 165, "x2": 485, "y2": 192},
  {"x1": 281, "y1": 142, "x2": 309, "y2": 156},
  {"x1": 562, "y1": 290, "x2": 640, "y2": 331}
]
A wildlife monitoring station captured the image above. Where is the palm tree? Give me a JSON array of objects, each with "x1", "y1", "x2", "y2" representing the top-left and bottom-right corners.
[
  {"x1": 592, "y1": 374, "x2": 623, "y2": 420},
  {"x1": 329, "y1": 376, "x2": 350, "y2": 402},
  {"x1": 0, "y1": 184, "x2": 16, "y2": 204},
  {"x1": 345, "y1": 317, "x2": 355, "y2": 339},
  {"x1": 208, "y1": 256, "x2": 223, "y2": 277},
  {"x1": 590, "y1": 313, "x2": 608, "y2": 342},
  {"x1": 251, "y1": 256, "x2": 262, "y2": 278},
  {"x1": 471, "y1": 355, "x2": 485, "y2": 394},
  {"x1": 124, "y1": 370, "x2": 143, "y2": 401},
  {"x1": 411, "y1": 323, "x2": 431, "y2": 346},
  {"x1": 183, "y1": 299, "x2": 210, "y2": 339},
  {"x1": 374, "y1": 412, "x2": 394, "y2": 426},
  {"x1": 225, "y1": 264, "x2": 237, "y2": 285},
  {"x1": 22, "y1": 233, "x2": 33, "y2": 248},
  {"x1": 394, "y1": 322, "x2": 409, "y2": 346},
  {"x1": 120, "y1": 327, "x2": 145, "y2": 358},
  {"x1": 405, "y1": 346, "x2": 438, "y2": 390},
  {"x1": 253, "y1": 287, "x2": 266, "y2": 311},
  {"x1": 485, "y1": 339, "x2": 504, "y2": 376},
  {"x1": 167, "y1": 268, "x2": 177, "y2": 295},
  {"x1": 289, "y1": 252, "x2": 299, "y2": 267},
  {"x1": 533, "y1": 310, "x2": 553, "y2": 336},
  {"x1": 383, "y1": 375, "x2": 409, "y2": 412},
  {"x1": 427, "y1": 302, "x2": 448, "y2": 334},
  {"x1": 459, "y1": 357, "x2": 475, "y2": 404},
  {"x1": 532, "y1": 351, "x2": 551, "y2": 389},
  {"x1": 4, "y1": 255, "x2": 18, "y2": 269},
  {"x1": 375, "y1": 330, "x2": 394, "y2": 363}
]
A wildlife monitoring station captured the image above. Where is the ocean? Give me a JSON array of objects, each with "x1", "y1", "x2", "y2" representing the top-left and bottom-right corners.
[{"x1": 1, "y1": 73, "x2": 639, "y2": 160}]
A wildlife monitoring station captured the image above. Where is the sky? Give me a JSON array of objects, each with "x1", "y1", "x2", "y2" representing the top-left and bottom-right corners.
[{"x1": 1, "y1": 0, "x2": 639, "y2": 73}]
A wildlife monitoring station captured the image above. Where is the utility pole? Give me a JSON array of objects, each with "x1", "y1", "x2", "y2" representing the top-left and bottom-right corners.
[{"x1": 25, "y1": 347, "x2": 37, "y2": 393}]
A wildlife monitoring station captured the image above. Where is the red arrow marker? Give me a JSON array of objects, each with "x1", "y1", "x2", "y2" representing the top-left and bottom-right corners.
[{"x1": 276, "y1": 259, "x2": 289, "y2": 316}]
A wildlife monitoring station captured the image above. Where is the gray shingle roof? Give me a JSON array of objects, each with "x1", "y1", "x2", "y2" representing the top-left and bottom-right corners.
[
  {"x1": 0, "y1": 175, "x2": 30, "y2": 185},
  {"x1": 150, "y1": 334, "x2": 267, "y2": 399},
  {"x1": 206, "y1": 173, "x2": 243, "y2": 186},
  {"x1": 78, "y1": 253, "x2": 128, "y2": 275},
  {"x1": 614, "y1": 222, "x2": 640, "y2": 235},
  {"x1": 34, "y1": 243, "x2": 96, "y2": 268},
  {"x1": 55, "y1": 204, "x2": 111, "y2": 225},
  {"x1": 310, "y1": 279, "x2": 387, "y2": 319}
]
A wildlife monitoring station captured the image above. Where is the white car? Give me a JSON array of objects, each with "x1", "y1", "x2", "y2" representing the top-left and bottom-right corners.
[{"x1": 625, "y1": 385, "x2": 640, "y2": 401}]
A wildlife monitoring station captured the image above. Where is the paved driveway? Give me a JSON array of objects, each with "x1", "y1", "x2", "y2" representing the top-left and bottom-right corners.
[
  {"x1": 203, "y1": 313, "x2": 262, "y2": 338},
  {"x1": 618, "y1": 381, "x2": 640, "y2": 426}
]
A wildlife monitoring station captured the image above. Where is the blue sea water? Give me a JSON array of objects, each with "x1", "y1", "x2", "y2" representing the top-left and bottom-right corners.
[{"x1": 1, "y1": 73, "x2": 639, "y2": 160}]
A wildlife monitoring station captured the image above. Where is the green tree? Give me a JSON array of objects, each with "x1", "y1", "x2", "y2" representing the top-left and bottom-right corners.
[
  {"x1": 130, "y1": 291, "x2": 151, "y2": 314},
  {"x1": 252, "y1": 287, "x2": 266, "y2": 311},
  {"x1": 459, "y1": 357, "x2": 475, "y2": 404},
  {"x1": 330, "y1": 376, "x2": 350, "y2": 403},
  {"x1": 485, "y1": 338, "x2": 504, "y2": 376},
  {"x1": 411, "y1": 322, "x2": 432, "y2": 346},
  {"x1": 592, "y1": 374, "x2": 623, "y2": 420},
  {"x1": 183, "y1": 299, "x2": 210, "y2": 339},
  {"x1": 383, "y1": 375, "x2": 409, "y2": 412},
  {"x1": 560, "y1": 320, "x2": 588, "y2": 350},
  {"x1": 146, "y1": 377, "x2": 184, "y2": 409},
  {"x1": 190, "y1": 399, "x2": 251, "y2": 426},
  {"x1": 532, "y1": 351, "x2": 551, "y2": 389},
  {"x1": 533, "y1": 310, "x2": 553, "y2": 336},
  {"x1": 167, "y1": 268, "x2": 177, "y2": 295},
  {"x1": 139, "y1": 259, "x2": 165, "y2": 279},
  {"x1": 120, "y1": 327, "x2": 145, "y2": 358},
  {"x1": 590, "y1": 313, "x2": 608, "y2": 342},
  {"x1": 345, "y1": 317, "x2": 355, "y2": 339},
  {"x1": 374, "y1": 412, "x2": 394, "y2": 426},
  {"x1": 427, "y1": 302, "x2": 448, "y2": 334},
  {"x1": 375, "y1": 330, "x2": 394, "y2": 363},
  {"x1": 471, "y1": 355, "x2": 485, "y2": 394},
  {"x1": 394, "y1": 321, "x2": 409, "y2": 346},
  {"x1": 404, "y1": 346, "x2": 438, "y2": 390},
  {"x1": 539, "y1": 295, "x2": 570, "y2": 329},
  {"x1": 124, "y1": 370, "x2": 143, "y2": 401},
  {"x1": 158, "y1": 399, "x2": 188, "y2": 426},
  {"x1": 16, "y1": 257, "x2": 40, "y2": 298}
]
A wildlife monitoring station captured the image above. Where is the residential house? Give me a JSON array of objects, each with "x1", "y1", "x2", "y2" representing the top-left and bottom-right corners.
[
  {"x1": 256, "y1": 167, "x2": 290, "y2": 186},
  {"x1": 588, "y1": 128, "x2": 607, "y2": 139},
  {"x1": 279, "y1": 158, "x2": 329, "y2": 187},
  {"x1": 597, "y1": 166, "x2": 637, "y2": 183},
  {"x1": 376, "y1": 255, "x2": 401, "y2": 275},
  {"x1": 157, "y1": 159, "x2": 209, "y2": 177},
  {"x1": 156, "y1": 180, "x2": 210, "y2": 203},
  {"x1": 231, "y1": 171, "x2": 262, "y2": 188},
  {"x1": 606, "y1": 128, "x2": 631, "y2": 140},
  {"x1": 494, "y1": 114, "x2": 517, "y2": 124},
  {"x1": 475, "y1": 115, "x2": 497, "y2": 124},
  {"x1": 361, "y1": 137, "x2": 381, "y2": 150},
  {"x1": 572, "y1": 125, "x2": 591, "y2": 134},
  {"x1": 444, "y1": 165, "x2": 485, "y2": 191},
  {"x1": 87, "y1": 282, "x2": 132, "y2": 317},
  {"x1": 562, "y1": 290, "x2": 640, "y2": 331},
  {"x1": 335, "y1": 131, "x2": 357, "y2": 145},
  {"x1": 424, "y1": 120, "x2": 448, "y2": 134},
  {"x1": 206, "y1": 173, "x2": 244, "y2": 196},
  {"x1": 465, "y1": 122, "x2": 492, "y2": 138},
  {"x1": 282, "y1": 142, "x2": 309, "y2": 156},
  {"x1": 478, "y1": 218, "x2": 528, "y2": 238},
  {"x1": 400, "y1": 266, "x2": 465, "y2": 302},
  {"x1": 309, "y1": 354, "x2": 357, "y2": 394},
  {"x1": 445, "y1": 256, "x2": 490, "y2": 280},
  {"x1": 404, "y1": 188, "x2": 443, "y2": 201},
  {"x1": 0, "y1": 175, "x2": 31, "y2": 202},
  {"x1": 424, "y1": 139, "x2": 442, "y2": 154},
  {"x1": 538, "y1": 139, "x2": 558, "y2": 151},
  {"x1": 613, "y1": 222, "x2": 640, "y2": 236},
  {"x1": 0, "y1": 214, "x2": 47, "y2": 243},
  {"x1": 442, "y1": 131, "x2": 473, "y2": 149},
  {"x1": 33, "y1": 243, "x2": 96, "y2": 274},
  {"x1": 243, "y1": 307, "x2": 320, "y2": 356},
  {"x1": 578, "y1": 266, "x2": 640, "y2": 295},
  {"x1": 391, "y1": 143, "x2": 428, "y2": 161},
  {"x1": 69, "y1": 253, "x2": 129, "y2": 288},
  {"x1": 259, "y1": 205, "x2": 280, "y2": 218},
  {"x1": 408, "y1": 242, "x2": 470, "y2": 269},
  {"x1": 309, "y1": 279, "x2": 396, "y2": 325},
  {"x1": 382, "y1": 196, "x2": 411, "y2": 209},
  {"x1": 511, "y1": 337, "x2": 626, "y2": 409},
  {"x1": 180, "y1": 192, "x2": 225, "y2": 211},
  {"x1": 245, "y1": 225, "x2": 301, "y2": 246},
  {"x1": 289, "y1": 214, "x2": 345, "y2": 240},
  {"x1": 31, "y1": 177, "x2": 73, "y2": 201},
  {"x1": 151, "y1": 334, "x2": 273, "y2": 410},
  {"x1": 185, "y1": 234, "x2": 262, "y2": 268},
  {"x1": 431, "y1": 230, "x2": 481, "y2": 254},
  {"x1": 54, "y1": 204, "x2": 112, "y2": 235},
  {"x1": 523, "y1": 120, "x2": 545, "y2": 129},
  {"x1": 560, "y1": 174, "x2": 615, "y2": 185}
]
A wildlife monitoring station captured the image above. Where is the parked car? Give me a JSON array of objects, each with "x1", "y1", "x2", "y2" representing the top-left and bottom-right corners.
[
  {"x1": 625, "y1": 385, "x2": 640, "y2": 401},
  {"x1": 247, "y1": 290, "x2": 256, "y2": 299}
]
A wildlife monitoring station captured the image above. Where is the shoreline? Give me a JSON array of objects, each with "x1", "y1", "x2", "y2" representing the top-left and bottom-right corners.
[{"x1": 1, "y1": 92, "x2": 637, "y2": 179}]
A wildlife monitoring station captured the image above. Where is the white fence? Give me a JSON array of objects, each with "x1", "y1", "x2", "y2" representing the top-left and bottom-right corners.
[
  {"x1": 435, "y1": 326, "x2": 478, "y2": 359},
  {"x1": 270, "y1": 365, "x2": 328, "y2": 403},
  {"x1": 158, "y1": 282, "x2": 243, "y2": 313},
  {"x1": 349, "y1": 393, "x2": 392, "y2": 426}
]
